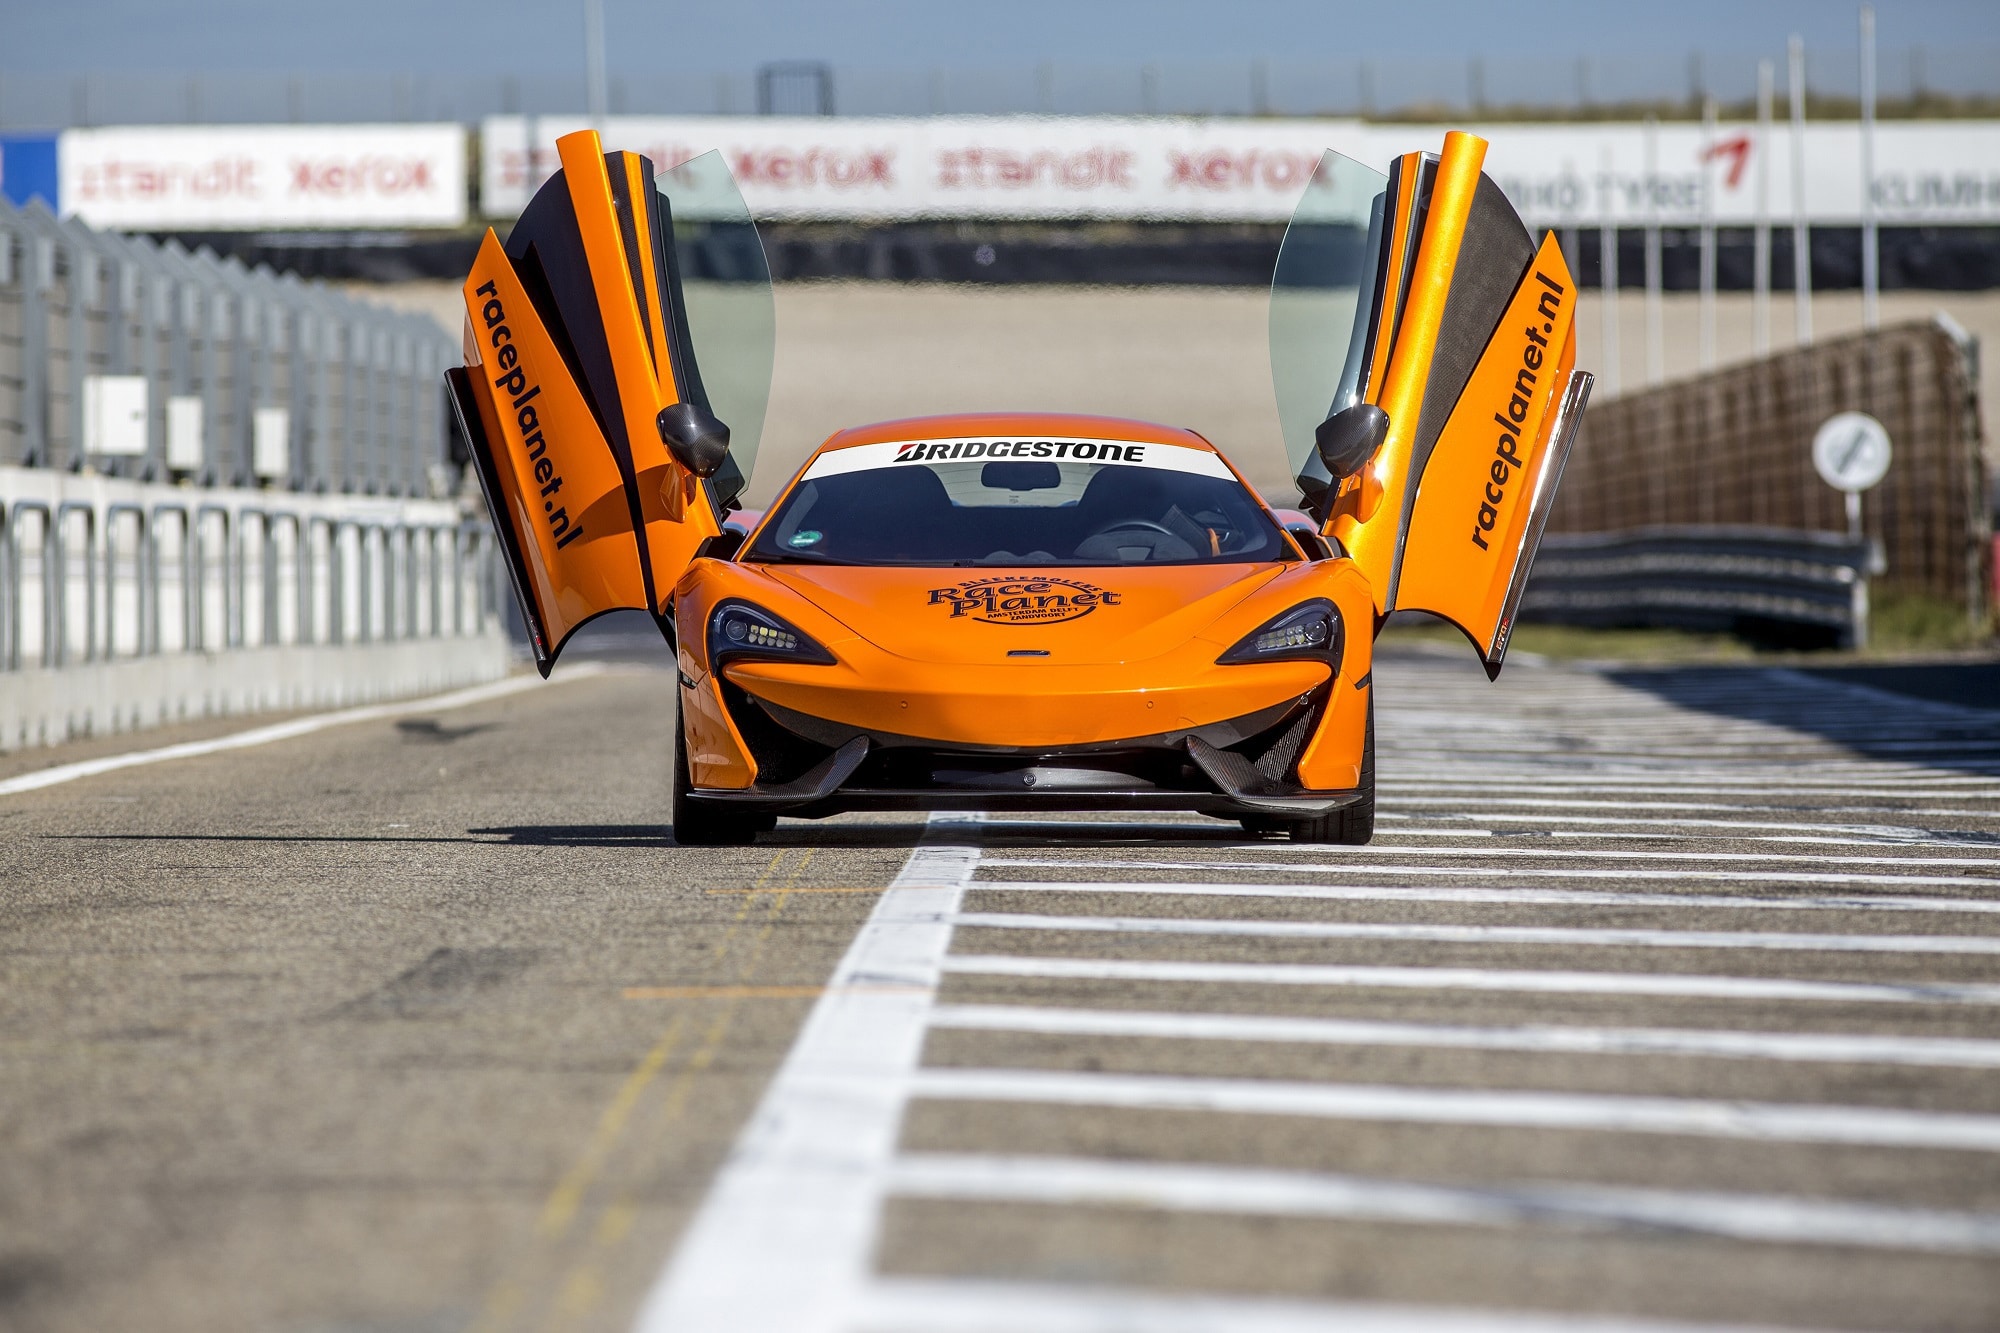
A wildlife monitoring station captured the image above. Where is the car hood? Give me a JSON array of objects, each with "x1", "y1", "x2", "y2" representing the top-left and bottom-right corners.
[{"x1": 752, "y1": 563, "x2": 1286, "y2": 666}]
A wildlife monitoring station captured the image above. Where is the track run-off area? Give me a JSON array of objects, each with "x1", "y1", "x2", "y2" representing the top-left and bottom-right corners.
[{"x1": 3, "y1": 644, "x2": 1998, "y2": 1332}]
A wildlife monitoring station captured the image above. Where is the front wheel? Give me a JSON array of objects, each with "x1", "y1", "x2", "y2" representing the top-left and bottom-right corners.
[
  {"x1": 1286, "y1": 699, "x2": 1374, "y2": 846},
  {"x1": 672, "y1": 707, "x2": 765, "y2": 846}
]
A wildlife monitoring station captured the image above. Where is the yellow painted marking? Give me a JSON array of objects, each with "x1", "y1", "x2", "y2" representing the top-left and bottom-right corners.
[
  {"x1": 536, "y1": 1015, "x2": 687, "y2": 1238},
  {"x1": 705, "y1": 885, "x2": 879, "y2": 895},
  {"x1": 622, "y1": 984, "x2": 825, "y2": 1000}
]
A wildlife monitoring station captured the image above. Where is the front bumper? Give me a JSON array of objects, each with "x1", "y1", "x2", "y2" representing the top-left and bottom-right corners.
[{"x1": 690, "y1": 676, "x2": 1366, "y2": 818}]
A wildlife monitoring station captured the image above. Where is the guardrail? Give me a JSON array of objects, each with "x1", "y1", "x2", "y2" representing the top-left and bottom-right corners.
[
  {"x1": 1520, "y1": 525, "x2": 1885, "y2": 649},
  {"x1": 1550, "y1": 317, "x2": 1989, "y2": 620},
  {"x1": 0, "y1": 465, "x2": 508, "y2": 749}
]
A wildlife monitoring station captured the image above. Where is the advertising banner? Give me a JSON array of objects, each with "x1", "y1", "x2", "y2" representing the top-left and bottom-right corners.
[
  {"x1": 481, "y1": 115, "x2": 2000, "y2": 227},
  {"x1": 59, "y1": 125, "x2": 468, "y2": 230}
]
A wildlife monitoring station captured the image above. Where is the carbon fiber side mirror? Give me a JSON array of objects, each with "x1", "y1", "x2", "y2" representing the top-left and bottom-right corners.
[{"x1": 1314, "y1": 403, "x2": 1389, "y2": 481}]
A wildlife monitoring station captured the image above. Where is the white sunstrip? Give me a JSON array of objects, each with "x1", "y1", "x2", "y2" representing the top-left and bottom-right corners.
[
  {"x1": 907, "y1": 1068, "x2": 2000, "y2": 1151},
  {"x1": 947, "y1": 911, "x2": 2000, "y2": 956},
  {"x1": 939, "y1": 954, "x2": 2000, "y2": 1006},
  {"x1": 634, "y1": 814, "x2": 983, "y2": 1333},
  {"x1": 0, "y1": 669, "x2": 590, "y2": 798},
  {"x1": 886, "y1": 1154, "x2": 2000, "y2": 1254},
  {"x1": 799, "y1": 435, "x2": 1237, "y2": 481},
  {"x1": 962, "y1": 878, "x2": 2000, "y2": 916},
  {"x1": 975, "y1": 857, "x2": 1996, "y2": 889},
  {"x1": 854, "y1": 1279, "x2": 1819, "y2": 1333},
  {"x1": 926, "y1": 1004, "x2": 2000, "y2": 1069}
]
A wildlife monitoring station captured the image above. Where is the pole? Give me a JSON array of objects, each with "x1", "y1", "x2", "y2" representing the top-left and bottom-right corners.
[
  {"x1": 583, "y1": 0, "x2": 608, "y2": 128},
  {"x1": 1860, "y1": 5, "x2": 1880, "y2": 332},
  {"x1": 1754, "y1": 59, "x2": 1773, "y2": 355},
  {"x1": 1789, "y1": 34, "x2": 1812, "y2": 347},
  {"x1": 1598, "y1": 143, "x2": 1620, "y2": 396},
  {"x1": 1699, "y1": 96, "x2": 1718, "y2": 372},
  {"x1": 1644, "y1": 115, "x2": 1664, "y2": 386}
]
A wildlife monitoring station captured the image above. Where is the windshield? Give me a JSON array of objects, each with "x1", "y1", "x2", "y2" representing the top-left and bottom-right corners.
[
  {"x1": 745, "y1": 436, "x2": 1291, "y2": 567},
  {"x1": 655, "y1": 149, "x2": 774, "y2": 507},
  {"x1": 1269, "y1": 149, "x2": 1392, "y2": 498}
]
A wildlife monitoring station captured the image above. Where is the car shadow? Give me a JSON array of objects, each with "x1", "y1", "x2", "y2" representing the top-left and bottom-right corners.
[{"x1": 1602, "y1": 661, "x2": 2000, "y2": 779}]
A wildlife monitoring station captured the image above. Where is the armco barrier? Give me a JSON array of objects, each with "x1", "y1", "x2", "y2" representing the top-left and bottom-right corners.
[
  {"x1": 1520, "y1": 526, "x2": 1884, "y2": 649},
  {"x1": 0, "y1": 465, "x2": 510, "y2": 751},
  {"x1": 1550, "y1": 317, "x2": 1989, "y2": 619}
]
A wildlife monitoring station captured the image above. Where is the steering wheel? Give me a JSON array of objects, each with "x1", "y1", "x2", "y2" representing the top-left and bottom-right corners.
[{"x1": 1088, "y1": 519, "x2": 1179, "y2": 542}]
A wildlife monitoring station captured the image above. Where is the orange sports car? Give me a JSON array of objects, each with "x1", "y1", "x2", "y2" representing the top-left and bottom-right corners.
[{"x1": 445, "y1": 128, "x2": 1590, "y2": 845}]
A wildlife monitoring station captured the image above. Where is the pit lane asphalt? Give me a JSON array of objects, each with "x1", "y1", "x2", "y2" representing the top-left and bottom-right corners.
[{"x1": 3, "y1": 643, "x2": 1998, "y2": 1332}]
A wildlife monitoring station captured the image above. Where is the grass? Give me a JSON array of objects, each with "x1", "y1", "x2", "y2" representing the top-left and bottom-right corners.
[{"x1": 1867, "y1": 589, "x2": 1997, "y2": 655}]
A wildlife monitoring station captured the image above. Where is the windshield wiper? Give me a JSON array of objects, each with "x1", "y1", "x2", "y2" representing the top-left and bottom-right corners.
[{"x1": 750, "y1": 549, "x2": 848, "y2": 565}]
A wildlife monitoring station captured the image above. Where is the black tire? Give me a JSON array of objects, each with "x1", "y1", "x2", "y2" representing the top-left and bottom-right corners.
[
  {"x1": 1287, "y1": 699, "x2": 1375, "y2": 845},
  {"x1": 671, "y1": 708, "x2": 764, "y2": 846}
]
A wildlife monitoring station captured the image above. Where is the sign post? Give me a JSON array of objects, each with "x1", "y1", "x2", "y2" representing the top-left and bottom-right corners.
[{"x1": 1811, "y1": 411, "x2": 1892, "y2": 649}]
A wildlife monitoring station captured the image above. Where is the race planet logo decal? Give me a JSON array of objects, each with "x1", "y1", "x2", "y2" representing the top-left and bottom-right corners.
[
  {"x1": 1471, "y1": 270, "x2": 1565, "y2": 551},
  {"x1": 928, "y1": 576, "x2": 1122, "y2": 625}
]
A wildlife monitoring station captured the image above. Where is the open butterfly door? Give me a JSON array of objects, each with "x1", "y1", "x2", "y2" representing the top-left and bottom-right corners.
[
  {"x1": 1271, "y1": 131, "x2": 1593, "y2": 678},
  {"x1": 445, "y1": 129, "x2": 773, "y2": 676}
]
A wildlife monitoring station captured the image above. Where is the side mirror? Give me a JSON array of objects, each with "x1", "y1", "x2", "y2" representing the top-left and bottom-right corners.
[
  {"x1": 1314, "y1": 403, "x2": 1389, "y2": 480},
  {"x1": 657, "y1": 401, "x2": 731, "y2": 478}
]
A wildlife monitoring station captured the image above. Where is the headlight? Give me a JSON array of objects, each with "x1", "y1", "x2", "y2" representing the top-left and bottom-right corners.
[
  {"x1": 707, "y1": 600, "x2": 837, "y2": 668},
  {"x1": 1216, "y1": 599, "x2": 1342, "y2": 665}
]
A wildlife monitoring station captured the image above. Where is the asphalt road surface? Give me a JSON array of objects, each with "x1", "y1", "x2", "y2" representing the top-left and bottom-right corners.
[{"x1": 4, "y1": 645, "x2": 1999, "y2": 1332}]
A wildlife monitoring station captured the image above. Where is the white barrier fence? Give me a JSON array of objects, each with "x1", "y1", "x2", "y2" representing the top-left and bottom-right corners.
[{"x1": 0, "y1": 465, "x2": 511, "y2": 751}]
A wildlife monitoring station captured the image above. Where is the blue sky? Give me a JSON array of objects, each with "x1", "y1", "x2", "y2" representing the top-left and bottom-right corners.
[{"x1": 7, "y1": 0, "x2": 1997, "y2": 72}]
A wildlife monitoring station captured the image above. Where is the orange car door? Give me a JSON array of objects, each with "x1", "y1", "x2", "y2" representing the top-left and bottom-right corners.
[
  {"x1": 1272, "y1": 132, "x2": 1594, "y2": 678},
  {"x1": 445, "y1": 129, "x2": 761, "y2": 675}
]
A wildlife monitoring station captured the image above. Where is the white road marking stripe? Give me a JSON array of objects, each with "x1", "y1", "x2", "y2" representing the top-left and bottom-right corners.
[
  {"x1": 0, "y1": 668, "x2": 591, "y2": 798},
  {"x1": 909, "y1": 1068, "x2": 2000, "y2": 1151},
  {"x1": 1229, "y1": 846, "x2": 2000, "y2": 870},
  {"x1": 966, "y1": 878, "x2": 2000, "y2": 916},
  {"x1": 949, "y1": 911, "x2": 2000, "y2": 955},
  {"x1": 1386, "y1": 795, "x2": 2000, "y2": 820},
  {"x1": 980, "y1": 857, "x2": 1992, "y2": 889},
  {"x1": 928, "y1": 1004, "x2": 2000, "y2": 1069},
  {"x1": 941, "y1": 954, "x2": 2000, "y2": 1006},
  {"x1": 888, "y1": 1153, "x2": 2000, "y2": 1253},
  {"x1": 855, "y1": 1278, "x2": 1807, "y2": 1333},
  {"x1": 635, "y1": 815, "x2": 983, "y2": 1333}
]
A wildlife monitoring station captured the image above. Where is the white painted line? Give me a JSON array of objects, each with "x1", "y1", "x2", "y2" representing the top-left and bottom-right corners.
[
  {"x1": 634, "y1": 815, "x2": 982, "y2": 1333},
  {"x1": 0, "y1": 668, "x2": 600, "y2": 798},
  {"x1": 1385, "y1": 795, "x2": 2000, "y2": 821},
  {"x1": 1229, "y1": 846, "x2": 2000, "y2": 871},
  {"x1": 909, "y1": 1069, "x2": 2000, "y2": 1151},
  {"x1": 941, "y1": 954, "x2": 2000, "y2": 1006},
  {"x1": 978, "y1": 858, "x2": 1993, "y2": 889},
  {"x1": 856, "y1": 1278, "x2": 1808, "y2": 1333},
  {"x1": 888, "y1": 1153, "x2": 2000, "y2": 1253},
  {"x1": 965, "y1": 878, "x2": 2000, "y2": 916},
  {"x1": 949, "y1": 911, "x2": 2000, "y2": 956},
  {"x1": 928, "y1": 1004, "x2": 2000, "y2": 1069}
]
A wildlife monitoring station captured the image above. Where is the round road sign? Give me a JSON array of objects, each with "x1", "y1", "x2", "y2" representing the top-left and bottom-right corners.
[{"x1": 1812, "y1": 412, "x2": 1892, "y2": 493}]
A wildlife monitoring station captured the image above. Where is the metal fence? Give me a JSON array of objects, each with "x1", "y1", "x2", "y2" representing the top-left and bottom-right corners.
[
  {"x1": 0, "y1": 468, "x2": 494, "y2": 677},
  {"x1": 0, "y1": 194, "x2": 456, "y2": 496},
  {"x1": 3, "y1": 45, "x2": 1996, "y2": 128},
  {"x1": 1548, "y1": 317, "x2": 1990, "y2": 616}
]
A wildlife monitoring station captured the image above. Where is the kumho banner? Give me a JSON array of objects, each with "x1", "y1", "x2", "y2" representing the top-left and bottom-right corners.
[
  {"x1": 482, "y1": 115, "x2": 2000, "y2": 227},
  {"x1": 60, "y1": 125, "x2": 468, "y2": 230}
]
